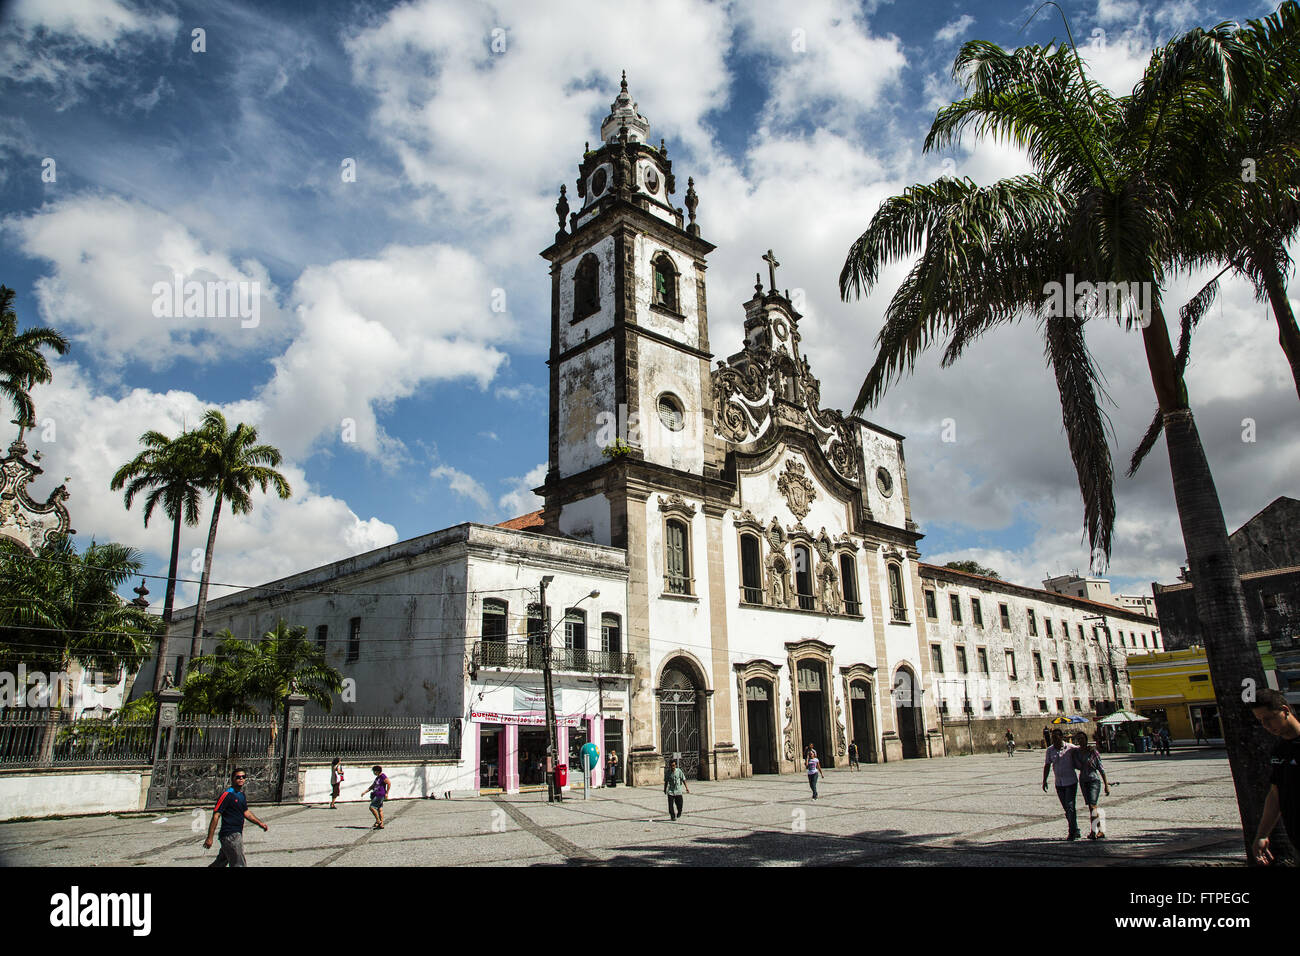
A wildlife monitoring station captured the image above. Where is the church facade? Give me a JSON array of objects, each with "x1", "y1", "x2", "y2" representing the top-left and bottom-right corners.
[{"x1": 153, "y1": 79, "x2": 1146, "y2": 792}]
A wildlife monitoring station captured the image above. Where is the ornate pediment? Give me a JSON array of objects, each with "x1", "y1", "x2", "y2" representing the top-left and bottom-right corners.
[
  {"x1": 733, "y1": 508, "x2": 764, "y2": 531},
  {"x1": 0, "y1": 438, "x2": 71, "y2": 552},
  {"x1": 776, "y1": 457, "x2": 816, "y2": 521},
  {"x1": 657, "y1": 493, "x2": 697, "y2": 517}
]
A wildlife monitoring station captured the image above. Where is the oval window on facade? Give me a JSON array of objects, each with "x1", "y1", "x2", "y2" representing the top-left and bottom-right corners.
[
  {"x1": 591, "y1": 167, "x2": 608, "y2": 196},
  {"x1": 658, "y1": 394, "x2": 684, "y2": 431}
]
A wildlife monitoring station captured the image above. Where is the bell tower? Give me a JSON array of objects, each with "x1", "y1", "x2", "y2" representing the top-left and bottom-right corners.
[{"x1": 538, "y1": 73, "x2": 726, "y2": 546}]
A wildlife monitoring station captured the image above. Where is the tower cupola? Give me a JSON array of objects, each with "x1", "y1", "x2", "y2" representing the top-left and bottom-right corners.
[{"x1": 599, "y1": 71, "x2": 650, "y2": 144}]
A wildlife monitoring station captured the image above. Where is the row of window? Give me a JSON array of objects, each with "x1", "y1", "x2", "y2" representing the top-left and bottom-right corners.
[
  {"x1": 735, "y1": 531, "x2": 866, "y2": 615},
  {"x1": 940, "y1": 698, "x2": 1097, "y2": 716},
  {"x1": 315, "y1": 619, "x2": 363, "y2": 663},
  {"x1": 922, "y1": 587, "x2": 1161, "y2": 649},
  {"x1": 930, "y1": 643, "x2": 1112, "y2": 686}
]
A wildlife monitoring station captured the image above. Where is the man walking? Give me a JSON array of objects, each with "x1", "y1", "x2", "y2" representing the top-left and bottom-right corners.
[
  {"x1": 664, "y1": 758, "x2": 689, "y2": 820},
  {"x1": 204, "y1": 768, "x2": 269, "y2": 867},
  {"x1": 848, "y1": 741, "x2": 860, "y2": 770},
  {"x1": 1042, "y1": 729, "x2": 1081, "y2": 840},
  {"x1": 1251, "y1": 689, "x2": 1300, "y2": 865}
]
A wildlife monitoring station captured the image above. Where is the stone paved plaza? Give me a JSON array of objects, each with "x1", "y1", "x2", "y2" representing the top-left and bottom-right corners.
[{"x1": 0, "y1": 748, "x2": 1246, "y2": 867}]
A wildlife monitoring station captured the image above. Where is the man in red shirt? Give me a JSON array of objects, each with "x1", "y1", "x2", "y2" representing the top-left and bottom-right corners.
[{"x1": 204, "y1": 768, "x2": 270, "y2": 867}]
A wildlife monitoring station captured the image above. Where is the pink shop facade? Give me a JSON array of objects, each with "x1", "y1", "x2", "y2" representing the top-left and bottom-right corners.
[{"x1": 468, "y1": 680, "x2": 632, "y2": 793}]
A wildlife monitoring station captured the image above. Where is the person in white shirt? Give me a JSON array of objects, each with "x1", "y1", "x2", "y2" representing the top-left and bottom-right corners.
[{"x1": 1041, "y1": 728, "x2": 1081, "y2": 840}]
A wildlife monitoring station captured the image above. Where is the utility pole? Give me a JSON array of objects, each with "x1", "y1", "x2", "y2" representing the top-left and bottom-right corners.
[{"x1": 540, "y1": 575, "x2": 558, "y2": 803}]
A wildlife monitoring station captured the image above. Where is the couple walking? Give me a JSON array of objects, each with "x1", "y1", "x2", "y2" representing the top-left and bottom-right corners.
[{"x1": 1042, "y1": 728, "x2": 1111, "y2": 840}]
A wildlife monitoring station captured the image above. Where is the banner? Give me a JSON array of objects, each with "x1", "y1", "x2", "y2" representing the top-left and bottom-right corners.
[
  {"x1": 419, "y1": 723, "x2": 450, "y2": 745},
  {"x1": 470, "y1": 710, "x2": 584, "y2": 727}
]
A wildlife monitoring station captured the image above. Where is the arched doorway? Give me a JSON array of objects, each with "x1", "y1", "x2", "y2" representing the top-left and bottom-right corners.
[
  {"x1": 848, "y1": 679, "x2": 876, "y2": 763},
  {"x1": 658, "y1": 661, "x2": 704, "y2": 779},
  {"x1": 797, "y1": 659, "x2": 831, "y2": 766},
  {"x1": 893, "y1": 667, "x2": 922, "y2": 759}
]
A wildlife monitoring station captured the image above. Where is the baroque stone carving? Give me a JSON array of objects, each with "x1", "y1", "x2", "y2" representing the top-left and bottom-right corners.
[
  {"x1": 0, "y1": 437, "x2": 71, "y2": 552},
  {"x1": 782, "y1": 696, "x2": 795, "y2": 761},
  {"x1": 776, "y1": 458, "x2": 816, "y2": 520},
  {"x1": 766, "y1": 553, "x2": 792, "y2": 608},
  {"x1": 657, "y1": 493, "x2": 696, "y2": 516},
  {"x1": 835, "y1": 695, "x2": 847, "y2": 756}
]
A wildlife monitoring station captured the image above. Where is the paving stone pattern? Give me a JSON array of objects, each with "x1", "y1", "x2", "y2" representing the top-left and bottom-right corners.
[{"x1": 0, "y1": 748, "x2": 1245, "y2": 867}]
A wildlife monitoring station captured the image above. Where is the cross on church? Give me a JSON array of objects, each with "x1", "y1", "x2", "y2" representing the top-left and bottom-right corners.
[{"x1": 762, "y1": 249, "x2": 780, "y2": 292}]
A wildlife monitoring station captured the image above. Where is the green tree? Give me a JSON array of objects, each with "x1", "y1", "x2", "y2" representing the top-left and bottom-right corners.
[
  {"x1": 0, "y1": 536, "x2": 160, "y2": 685},
  {"x1": 188, "y1": 410, "x2": 292, "y2": 666},
  {"x1": 839, "y1": 19, "x2": 1277, "y2": 859},
  {"x1": 182, "y1": 620, "x2": 343, "y2": 718},
  {"x1": 0, "y1": 285, "x2": 68, "y2": 431},
  {"x1": 111, "y1": 428, "x2": 205, "y2": 692},
  {"x1": 943, "y1": 561, "x2": 1000, "y2": 579}
]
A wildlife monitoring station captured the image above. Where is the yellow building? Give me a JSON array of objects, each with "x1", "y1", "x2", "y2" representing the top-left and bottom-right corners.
[{"x1": 1129, "y1": 643, "x2": 1278, "y2": 742}]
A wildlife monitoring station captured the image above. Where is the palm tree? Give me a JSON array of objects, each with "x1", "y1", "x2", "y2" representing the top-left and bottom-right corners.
[
  {"x1": 184, "y1": 620, "x2": 343, "y2": 717},
  {"x1": 0, "y1": 536, "x2": 160, "y2": 684},
  {"x1": 0, "y1": 285, "x2": 69, "y2": 432},
  {"x1": 111, "y1": 429, "x2": 205, "y2": 692},
  {"x1": 839, "y1": 21, "x2": 1277, "y2": 859},
  {"x1": 188, "y1": 410, "x2": 292, "y2": 666}
]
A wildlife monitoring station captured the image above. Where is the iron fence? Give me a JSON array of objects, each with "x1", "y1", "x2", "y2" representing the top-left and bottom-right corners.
[
  {"x1": 0, "y1": 710, "x2": 154, "y2": 768},
  {"x1": 472, "y1": 641, "x2": 635, "y2": 675},
  {"x1": 299, "y1": 714, "x2": 461, "y2": 760}
]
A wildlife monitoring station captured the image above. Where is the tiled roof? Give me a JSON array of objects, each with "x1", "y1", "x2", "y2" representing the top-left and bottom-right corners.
[{"x1": 496, "y1": 510, "x2": 545, "y2": 531}]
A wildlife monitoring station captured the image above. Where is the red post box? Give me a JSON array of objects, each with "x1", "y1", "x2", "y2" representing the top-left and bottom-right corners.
[{"x1": 555, "y1": 764, "x2": 568, "y2": 787}]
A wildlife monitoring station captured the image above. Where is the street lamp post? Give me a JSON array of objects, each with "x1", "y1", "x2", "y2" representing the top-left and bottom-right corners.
[{"x1": 539, "y1": 577, "x2": 599, "y2": 803}]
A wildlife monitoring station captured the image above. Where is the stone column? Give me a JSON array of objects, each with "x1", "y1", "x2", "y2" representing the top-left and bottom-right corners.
[
  {"x1": 146, "y1": 688, "x2": 184, "y2": 810},
  {"x1": 703, "y1": 503, "x2": 740, "y2": 779},
  {"x1": 277, "y1": 694, "x2": 307, "y2": 803},
  {"x1": 624, "y1": 488, "x2": 661, "y2": 787}
]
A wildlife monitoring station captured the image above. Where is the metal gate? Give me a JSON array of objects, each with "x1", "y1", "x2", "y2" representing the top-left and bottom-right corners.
[
  {"x1": 659, "y1": 667, "x2": 700, "y2": 779},
  {"x1": 169, "y1": 715, "x2": 285, "y2": 805}
]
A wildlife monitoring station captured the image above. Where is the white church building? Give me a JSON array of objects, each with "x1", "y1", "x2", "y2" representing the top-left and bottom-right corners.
[{"x1": 152, "y1": 78, "x2": 1151, "y2": 792}]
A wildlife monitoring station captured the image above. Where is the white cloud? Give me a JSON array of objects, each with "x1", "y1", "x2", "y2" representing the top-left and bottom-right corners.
[
  {"x1": 431, "y1": 464, "x2": 493, "y2": 513},
  {"x1": 1, "y1": 0, "x2": 179, "y2": 107},
  {"x1": 23, "y1": 362, "x2": 398, "y2": 607},
  {"x1": 497, "y1": 463, "x2": 547, "y2": 520},
  {"x1": 258, "y1": 242, "x2": 516, "y2": 460},
  {"x1": 935, "y1": 15, "x2": 976, "y2": 44},
  {"x1": 4, "y1": 195, "x2": 290, "y2": 369}
]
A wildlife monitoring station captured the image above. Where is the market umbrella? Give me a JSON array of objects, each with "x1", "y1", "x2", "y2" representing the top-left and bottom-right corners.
[
  {"x1": 1050, "y1": 715, "x2": 1088, "y2": 724},
  {"x1": 1097, "y1": 710, "x2": 1149, "y2": 724}
]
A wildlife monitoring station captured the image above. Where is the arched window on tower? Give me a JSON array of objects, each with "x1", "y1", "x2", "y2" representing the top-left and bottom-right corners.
[
  {"x1": 573, "y1": 253, "x2": 600, "y2": 321},
  {"x1": 652, "y1": 253, "x2": 678, "y2": 312},
  {"x1": 740, "y1": 533, "x2": 763, "y2": 604}
]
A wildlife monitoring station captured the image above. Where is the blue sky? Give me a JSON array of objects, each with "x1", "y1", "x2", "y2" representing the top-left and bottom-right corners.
[{"x1": 1, "y1": 0, "x2": 1296, "y2": 605}]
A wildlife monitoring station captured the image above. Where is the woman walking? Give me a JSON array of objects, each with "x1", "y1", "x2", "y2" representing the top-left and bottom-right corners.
[
  {"x1": 1072, "y1": 732, "x2": 1111, "y2": 839},
  {"x1": 806, "y1": 747, "x2": 822, "y2": 799},
  {"x1": 329, "y1": 758, "x2": 343, "y2": 809}
]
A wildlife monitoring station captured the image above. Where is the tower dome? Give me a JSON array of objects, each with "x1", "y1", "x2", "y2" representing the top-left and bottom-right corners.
[{"x1": 599, "y1": 71, "x2": 650, "y2": 144}]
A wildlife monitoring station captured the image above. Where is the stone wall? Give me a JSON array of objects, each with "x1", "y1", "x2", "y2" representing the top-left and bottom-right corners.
[{"x1": 0, "y1": 768, "x2": 150, "y2": 820}]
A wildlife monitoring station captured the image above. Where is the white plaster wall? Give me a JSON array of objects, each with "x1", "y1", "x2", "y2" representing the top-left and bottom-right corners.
[
  {"x1": 0, "y1": 770, "x2": 146, "y2": 820},
  {"x1": 860, "y1": 426, "x2": 907, "y2": 529},
  {"x1": 637, "y1": 337, "x2": 704, "y2": 474},
  {"x1": 558, "y1": 337, "x2": 616, "y2": 477},
  {"x1": 919, "y1": 574, "x2": 1133, "y2": 718},
  {"x1": 559, "y1": 494, "x2": 611, "y2": 546},
  {"x1": 633, "y1": 236, "x2": 699, "y2": 347},
  {"x1": 737, "y1": 449, "x2": 853, "y2": 534},
  {"x1": 559, "y1": 234, "x2": 616, "y2": 353},
  {"x1": 301, "y1": 762, "x2": 474, "y2": 803},
  {"x1": 200, "y1": 558, "x2": 468, "y2": 720}
]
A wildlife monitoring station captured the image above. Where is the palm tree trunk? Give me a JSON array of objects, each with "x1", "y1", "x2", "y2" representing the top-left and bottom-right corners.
[
  {"x1": 1261, "y1": 259, "x2": 1300, "y2": 402},
  {"x1": 152, "y1": 509, "x2": 183, "y2": 693},
  {"x1": 1143, "y1": 301, "x2": 1276, "y2": 862},
  {"x1": 190, "y1": 493, "x2": 222, "y2": 668}
]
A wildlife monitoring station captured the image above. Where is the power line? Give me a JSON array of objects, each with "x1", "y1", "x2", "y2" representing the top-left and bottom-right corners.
[{"x1": 0, "y1": 551, "x2": 544, "y2": 600}]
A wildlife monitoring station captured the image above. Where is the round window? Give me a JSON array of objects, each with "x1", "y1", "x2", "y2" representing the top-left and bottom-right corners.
[
  {"x1": 876, "y1": 467, "x2": 894, "y2": 497},
  {"x1": 658, "y1": 394, "x2": 684, "y2": 432},
  {"x1": 591, "y1": 167, "x2": 608, "y2": 196},
  {"x1": 643, "y1": 166, "x2": 660, "y2": 193}
]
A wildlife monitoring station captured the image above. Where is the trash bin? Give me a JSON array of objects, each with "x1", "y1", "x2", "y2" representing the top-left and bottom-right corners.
[{"x1": 555, "y1": 764, "x2": 568, "y2": 787}]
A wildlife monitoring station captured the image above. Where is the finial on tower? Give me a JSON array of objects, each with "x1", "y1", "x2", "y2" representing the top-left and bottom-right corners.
[
  {"x1": 555, "y1": 184, "x2": 569, "y2": 239},
  {"x1": 620, "y1": 69, "x2": 628, "y2": 92},
  {"x1": 762, "y1": 249, "x2": 781, "y2": 292},
  {"x1": 685, "y1": 177, "x2": 699, "y2": 236}
]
